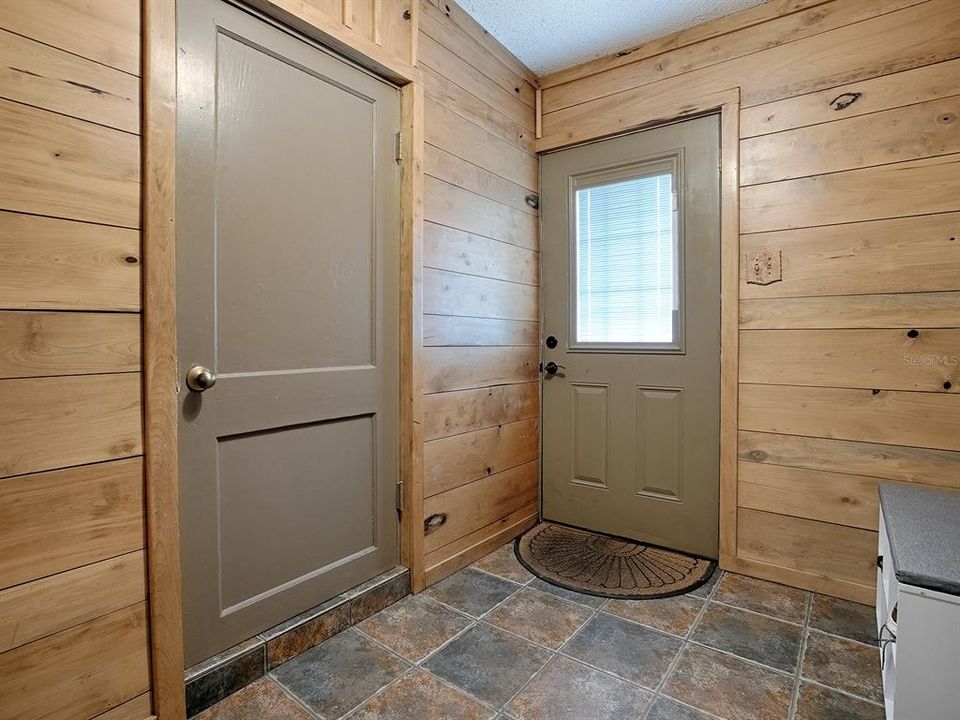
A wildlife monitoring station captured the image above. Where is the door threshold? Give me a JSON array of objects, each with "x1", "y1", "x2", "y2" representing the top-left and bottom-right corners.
[{"x1": 184, "y1": 566, "x2": 410, "y2": 717}]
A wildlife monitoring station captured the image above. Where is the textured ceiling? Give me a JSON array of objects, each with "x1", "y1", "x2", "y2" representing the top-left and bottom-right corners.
[{"x1": 455, "y1": 0, "x2": 767, "y2": 76}]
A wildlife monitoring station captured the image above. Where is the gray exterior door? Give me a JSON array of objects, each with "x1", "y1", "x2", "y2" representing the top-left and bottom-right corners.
[
  {"x1": 540, "y1": 115, "x2": 721, "y2": 558},
  {"x1": 176, "y1": 0, "x2": 400, "y2": 664}
]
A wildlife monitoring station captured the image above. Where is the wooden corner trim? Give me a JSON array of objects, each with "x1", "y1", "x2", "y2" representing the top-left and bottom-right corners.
[
  {"x1": 142, "y1": 0, "x2": 186, "y2": 718},
  {"x1": 400, "y1": 81, "x2": 426, "y2": 592},
  {"x1": 719, "y1": 90, "x2": 741, "y2": 563}
]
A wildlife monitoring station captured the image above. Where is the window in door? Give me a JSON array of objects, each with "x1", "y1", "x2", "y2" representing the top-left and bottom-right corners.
[{"x1": 570, "y1": 156, "x2": 682, "y2": 351}]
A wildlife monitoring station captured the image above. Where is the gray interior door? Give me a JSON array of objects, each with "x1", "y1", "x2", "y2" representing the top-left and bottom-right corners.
[
  {"x1": 540, "y1": 115, "x2": 720, "y2": 558},
  {"x1": 177, "y1": 0, "x2": 400, "y2": 665}
]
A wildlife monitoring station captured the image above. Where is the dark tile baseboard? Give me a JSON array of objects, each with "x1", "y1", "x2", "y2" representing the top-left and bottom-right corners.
[{"x1": 185, "y1": 566, "x2": 410, "y2": 717}]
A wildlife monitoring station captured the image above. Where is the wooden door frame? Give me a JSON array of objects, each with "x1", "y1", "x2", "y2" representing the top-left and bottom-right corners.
[
  {"x1": 141, "y1": 1, "x2": 424, "y2": 717},
  {"x1": 535, "y1": 87, "x2": 741, "y2": 568}
]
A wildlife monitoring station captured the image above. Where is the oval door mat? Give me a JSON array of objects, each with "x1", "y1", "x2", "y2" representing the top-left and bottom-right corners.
[{"x1": 515, "y1": 522, "x2": 716, "y2": 599}]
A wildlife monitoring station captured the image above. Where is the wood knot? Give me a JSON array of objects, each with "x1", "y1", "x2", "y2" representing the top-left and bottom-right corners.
[{"x1": 829, "y1": 92, "x2": 862, "y2": 111}]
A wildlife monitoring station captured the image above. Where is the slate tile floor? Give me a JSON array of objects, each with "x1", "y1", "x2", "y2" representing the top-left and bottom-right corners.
[{"x1": 194, "y1": 542, "x2": 883, "y2": 720}]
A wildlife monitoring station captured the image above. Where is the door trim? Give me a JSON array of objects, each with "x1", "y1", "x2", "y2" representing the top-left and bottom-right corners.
[
  {"x1": 142, "y1": 1, "x2": 185, "y2": 717},
  {"x1": 536, "y1": 87, "x2": 741, "y2": 568},
  {"x1": 141, "y1": 2, "x2": 424, "y2": 717}
]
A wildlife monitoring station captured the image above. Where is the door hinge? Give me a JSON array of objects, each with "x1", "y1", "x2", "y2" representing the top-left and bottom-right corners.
[
  {"x1": 395, "y1": 131, "x2": 402, "y2": 163},
  {"x1": 396, "y1": 479, "x2": 404, "y2": 512}
]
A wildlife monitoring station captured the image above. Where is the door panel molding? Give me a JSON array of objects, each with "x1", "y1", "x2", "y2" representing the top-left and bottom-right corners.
[
  {"x1": 569, "y1": 382, "x2": 609, "y2": 489},
  {"x1": 635, "y1": 385, "x2": 684, "y2": 502}
]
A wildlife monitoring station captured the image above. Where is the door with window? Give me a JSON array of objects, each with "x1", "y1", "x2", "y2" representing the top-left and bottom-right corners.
[
  {"x1": 176, "y1": 0, "x2": 400, "y2": 664},
  {"x1": 540, "y1": 115, "x2": 720, "y2": 558}
]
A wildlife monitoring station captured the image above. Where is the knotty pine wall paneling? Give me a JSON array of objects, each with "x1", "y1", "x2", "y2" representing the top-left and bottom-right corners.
[
  {"x1": 538, "y1": 0, "x2": 960, "y2": 604},
  {"x1": 418, "y1": 0, "x2": 541, "y2": 585},
  {"x1": 0, "y1": 1, "x2": 151, "y2": 718}
]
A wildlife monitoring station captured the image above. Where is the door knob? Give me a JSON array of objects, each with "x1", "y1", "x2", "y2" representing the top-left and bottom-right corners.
[
  {"x1": 186, "y1": 365, "x2": 217, "y2": 392},
  {"x1": 544, "y1": 361, "x2": 565, "y2": 376}
]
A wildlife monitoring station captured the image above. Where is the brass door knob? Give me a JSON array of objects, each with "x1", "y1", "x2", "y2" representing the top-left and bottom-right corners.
[{"x1": 186, "y1": 365, "x2": 217, "y2": 392}]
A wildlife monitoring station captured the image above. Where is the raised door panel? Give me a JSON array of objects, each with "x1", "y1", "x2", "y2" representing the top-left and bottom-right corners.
[
  {"x1": 570, "y1": 384, "x2": 609, "y2": 489},
  {"x1": 635, "y1": 387, "x2": 684, "y2": 501}
]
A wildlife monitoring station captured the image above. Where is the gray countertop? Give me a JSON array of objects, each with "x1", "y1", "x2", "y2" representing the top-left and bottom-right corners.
[{"x1": 879, "y1": 483, "x2": 960, "y2": 596}]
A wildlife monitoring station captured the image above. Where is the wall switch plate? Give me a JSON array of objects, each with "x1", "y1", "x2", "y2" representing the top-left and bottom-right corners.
[{"x1": 745, "y1": 248, "x2": 782, "y2": 285}]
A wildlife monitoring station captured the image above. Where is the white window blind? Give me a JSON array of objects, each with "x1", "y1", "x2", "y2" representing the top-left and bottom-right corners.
[{"x1": 574, "y1": 170, "x2": 677, "y2": 345}]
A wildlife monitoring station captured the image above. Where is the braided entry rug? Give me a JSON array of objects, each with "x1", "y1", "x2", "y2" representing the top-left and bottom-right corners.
[{"x1": 515, "y1": 522, "x2": 716, "y2": 599}]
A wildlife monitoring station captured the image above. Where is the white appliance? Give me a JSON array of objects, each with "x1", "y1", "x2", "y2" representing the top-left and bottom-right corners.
[{"x1": 876, "y1": 483, "x2": 960, "y2": 720}]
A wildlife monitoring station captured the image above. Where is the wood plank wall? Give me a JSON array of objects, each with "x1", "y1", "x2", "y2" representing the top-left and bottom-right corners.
[
  {"x1": 0, "y1": 1, "x2": 152, "y2": 718},
  {"x1": 538, "y1": 0, "x2": 960, "y2": 604},
  {"x1": 417, "y1": 0, "x2": 541, "y2": 585}
]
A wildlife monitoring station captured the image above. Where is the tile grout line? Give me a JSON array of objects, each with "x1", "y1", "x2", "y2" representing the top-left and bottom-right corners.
[
  {"x1": 797, "y1": 612, "x2": 885, "y2": 707},
  {"x1": 335, "y1": 664, "x2": 421, "y2": 720},
  {"x1": 805, "y1": 625, "x2": 881, "y2": 650},
  {"x1": 707, "y1": 596, "x2": 807, "y2": 628},
  {"x1": 411, "y1": 569, "x2": 543, "y2": 713},
  {"x1": 799, "y1": 677, "x2": 887, "y2": 708},
  {"x1": 467, "y1": 560, "x2": 537, "y2": 588},
  {"x1": 788, "y1": 590, "x2": 814, "y2": 720},
  {"x1": 269, "y1": 670, "x2": 328, "y2": 720},
  {"x1": 683, "y1": 637, "x2": 798, "y2": 679},
  {"x1": 267, "y1": 675, "x2": 326, "y2": 720},
  {"x1": 469, "y1": 576, "x2": 564, "y2": 715},
  {"x1": 597, "y1": 593, "x2": 714, "y2": 642},
  {"x1": 487, "y1": 597, "x2": 682, "y2": 702},
  {"x1": 495, "y1": 592, "x2": 613, "y2": 716},
  {"x1": 434, "y1": 577, "x2": 674, "y2": 712},
  {"x1": 644, "y1": 570, "x2": 724, "y2": 718},
  {"x1": 496, "y1": 645, "x2": 557, "y2": 718},
  {"x1": 354, "y1": 612, "x2": 531, "y2": 716}
]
